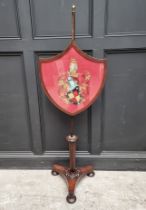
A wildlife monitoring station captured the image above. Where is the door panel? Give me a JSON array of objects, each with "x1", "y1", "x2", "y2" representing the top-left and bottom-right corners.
[
  {"x1": 106, "y1": 0, "x2": 146, "y2": 35},
  {"x1": 103, "y1": 51, "x2": 146, "y2": 151},
  {"x1": 0, "y1": 54, "x2": 31, "y2": 151},
  {"x1": 30, "y1": 0, "x2": 92, "y2": 37},
  {"x1": 0, "y1": 0, "x2": 20, "y2": 38}
]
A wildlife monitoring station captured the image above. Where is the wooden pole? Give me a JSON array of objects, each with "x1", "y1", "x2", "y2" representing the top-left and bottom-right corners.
[
  {"x1": 66, "y1": 134, "x2": 78, "y2": 171},
  {"x1": 72, "y1": 4, "x2": 76, "y2": 41}
]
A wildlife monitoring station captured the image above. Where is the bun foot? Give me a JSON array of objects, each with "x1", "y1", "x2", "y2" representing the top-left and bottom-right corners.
[
  {"x1": 66, "y1": 194, "x2": 77, "y2": 204},
  {"x1": 51, "y1": 170, "x2": 59, "y2": 176},
  {"x1": 87, "y1": 171, "x2": 95, "y2": 177}
]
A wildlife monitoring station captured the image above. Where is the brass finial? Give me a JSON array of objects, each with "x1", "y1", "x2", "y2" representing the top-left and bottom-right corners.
[{"x1": 72, "y1": 4, "x2": 76, "y2": 13}]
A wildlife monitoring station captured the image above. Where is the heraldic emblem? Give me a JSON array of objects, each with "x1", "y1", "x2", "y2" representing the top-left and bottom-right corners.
[{"x1": 58, "y1": 58, "x2": 91, "y2": 105}]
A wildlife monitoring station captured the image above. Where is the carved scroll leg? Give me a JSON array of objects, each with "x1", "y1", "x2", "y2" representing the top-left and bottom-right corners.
[
  {"x1": 79, "y1": 165, "x2": 95, "y2": 177},
  {"x1": 51, "y1": 164, "x2": 66, "y2": 176},
  {"x1": 66, "y1": 178, "x2": 77, "y2": 204}
]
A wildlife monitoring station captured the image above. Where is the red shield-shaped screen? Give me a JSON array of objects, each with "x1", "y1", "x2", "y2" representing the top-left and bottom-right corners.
[{"x1": 39, "y1": 42, "x2": 106, "y2": 116}]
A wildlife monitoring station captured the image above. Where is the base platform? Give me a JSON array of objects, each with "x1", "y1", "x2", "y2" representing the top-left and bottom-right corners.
[{"x1": 52, "y1": 164, "x2": 95, "y2": 204}]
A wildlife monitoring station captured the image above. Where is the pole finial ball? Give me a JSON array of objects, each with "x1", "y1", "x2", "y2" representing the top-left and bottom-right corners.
[{"x1": 72, "y1": 4, "x2": 76, "y2": 12}]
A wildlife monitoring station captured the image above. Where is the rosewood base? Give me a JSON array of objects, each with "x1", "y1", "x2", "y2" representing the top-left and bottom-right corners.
[
  {"x1": 51, "y1": 134, "x2": 95, "y2": 204},
  {"x1": 52, "y1": 164, "x2": 94, "y2": 203}
]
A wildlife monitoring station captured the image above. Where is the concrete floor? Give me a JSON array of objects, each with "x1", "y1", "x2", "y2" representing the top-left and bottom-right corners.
[{"x1": 0, "y1": 170, "x2": 146, "y2": 210}]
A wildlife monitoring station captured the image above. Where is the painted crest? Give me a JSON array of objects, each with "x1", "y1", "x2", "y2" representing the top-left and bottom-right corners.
[{"x1": 39, "y1": 41, "x2": 106, "y2": 116}]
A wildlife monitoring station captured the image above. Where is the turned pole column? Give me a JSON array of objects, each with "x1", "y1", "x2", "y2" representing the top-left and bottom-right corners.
[{"x1": 66, "y1": 134, "x2": 78, "y2": 171}]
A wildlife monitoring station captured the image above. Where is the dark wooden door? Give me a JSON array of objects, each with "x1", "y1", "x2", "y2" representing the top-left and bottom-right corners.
[{"x1": 0, "y1": 0, "x2": 146, "y2": 169}]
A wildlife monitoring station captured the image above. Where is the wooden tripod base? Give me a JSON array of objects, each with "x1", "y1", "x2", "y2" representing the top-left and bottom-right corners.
[
  {"x1": 51, "y1": 134, "x2": 95, "y2": 204},
  {"x1": 52, "y1": 164, "x2": 95, "y2": 203}
]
